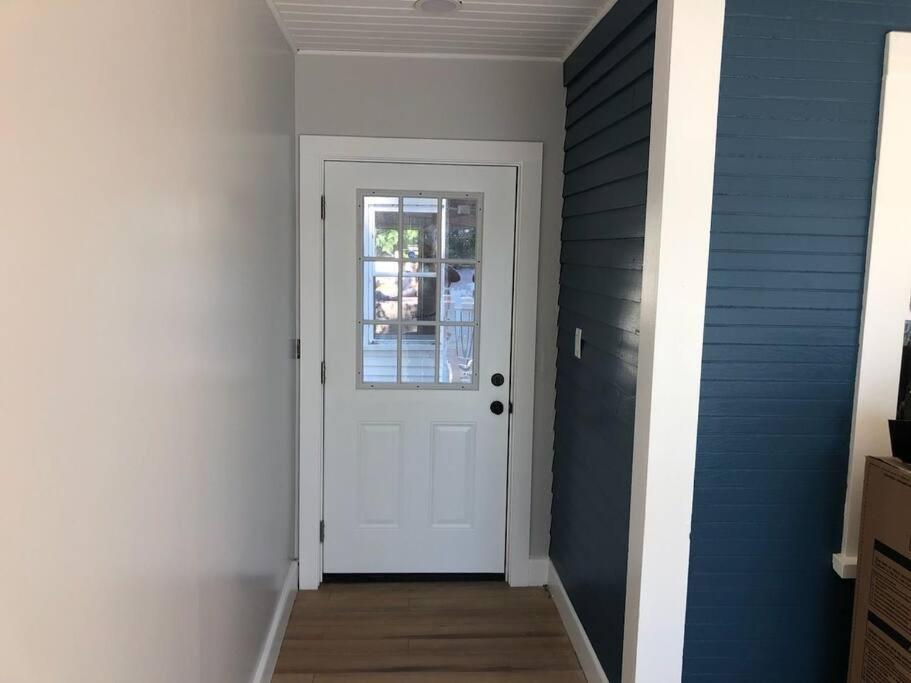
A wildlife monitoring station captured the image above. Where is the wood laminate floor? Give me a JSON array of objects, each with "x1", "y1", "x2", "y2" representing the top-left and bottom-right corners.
[{"x1": 272, "y1": 582, "x2": 584, "y2": 683}]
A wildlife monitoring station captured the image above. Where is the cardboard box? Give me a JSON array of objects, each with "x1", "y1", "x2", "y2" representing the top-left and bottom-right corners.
[{"x1": 848, "y1": 457, "x2": 911, "y2": 682}]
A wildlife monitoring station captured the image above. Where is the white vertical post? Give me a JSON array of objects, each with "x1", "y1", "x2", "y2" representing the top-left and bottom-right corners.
[
  {"x1": 622, "y1": 1, "x2": 726, "y2": 681},
  {"x1": 834, "y1": 32, "x2": 911, "y2": 580}
]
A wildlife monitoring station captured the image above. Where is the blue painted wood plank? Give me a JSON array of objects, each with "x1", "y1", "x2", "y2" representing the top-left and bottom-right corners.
[
  {"x1": 566, "y1": 40, "x2": 656, "y2": 126},
  {"x1": 562, "y1": 174, "x2": 648, "y2": 217},
  {"x1": 700, "y1": 344, "x2": 858, "y2": 364},
  {"x1": 561, "y1": 205, "x2": 647, "y2": 242},
  {"x1": 565, "y1": 81, "x2": 652, "y2": 150},
  {"x1": 699, "y1": 379, "x2": 855, "y2": 400},
  {"x1": 566, "y1": 8, "x2": 657, "y2": 104},
  {"x1": 710, "y1": 213, "x2": 871, "y2": 236},
  {"x1": 563, "y1": 140, "x2": 650, "y2": 196},
  {"x1": 707, "y1": 269, "x2": 864, "y2": 290},
  {"x1": 560, "y1": 264, "x2": 643, "y2": 301},
  {"x1": 708, "y1": 232, "x2": 867, "y2": 254},
  {"x1": 561, "y1": 239, "x2": 645, "y2": 269},
  {"x1": 564, "y1": 0, "x2": 656, "y2": 83},
  {"x1": 564, "y1": 110, "x2": 652, "y2": 172},
  {"x1": 706, "y1": 287, "x2": 863, "y2": 309}
]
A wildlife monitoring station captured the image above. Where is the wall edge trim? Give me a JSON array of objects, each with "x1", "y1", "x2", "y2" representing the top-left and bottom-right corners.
[{"x1": 622, "y1": 0, "x2": 726, "y2": 680}]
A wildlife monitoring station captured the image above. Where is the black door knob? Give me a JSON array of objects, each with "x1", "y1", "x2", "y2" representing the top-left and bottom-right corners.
[
  {"x1": 490, "y1": 401, "x2": 504, "y2": 415},
  {"x1": 491, "y1": 373, "x2": 505, "y2": 387}
]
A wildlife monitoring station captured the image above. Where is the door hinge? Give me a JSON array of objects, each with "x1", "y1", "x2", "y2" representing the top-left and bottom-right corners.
[
  {"x1": 320, "y1": 361, "x2": 326, "y2": 384},
  {"x1": 319, "y1": 520, "x2": 325, "y2": 543},
  {"x1": 509, "y1": 401, "x2": 514, "y2": 415},
  {"x1": 295, "y1": 339, "x2": 301, "y2": 359},
  {"x1": 320, "y1": 195, "x2": 326, "y2": 220}
]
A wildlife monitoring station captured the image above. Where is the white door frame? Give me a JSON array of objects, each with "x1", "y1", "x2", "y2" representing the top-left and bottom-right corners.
[{"x1": 298, "y1": 135, "x2": 543, "y2": 589}]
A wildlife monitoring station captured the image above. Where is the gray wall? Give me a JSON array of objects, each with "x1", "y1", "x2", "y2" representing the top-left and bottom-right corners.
[
  {"x1": 0, "y1": 1, "x2": 295, "y2": 681},
  {"x1": 296, "y1": 54, "x2": 566, "y2": 555}
]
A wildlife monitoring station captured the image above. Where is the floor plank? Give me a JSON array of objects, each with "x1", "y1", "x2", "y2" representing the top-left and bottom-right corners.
[{"x1": 272, "y1": 582, "x2": 581, "y2": 681}]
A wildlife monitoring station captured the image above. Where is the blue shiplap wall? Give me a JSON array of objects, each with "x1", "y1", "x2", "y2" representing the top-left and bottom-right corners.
[
  {"x1": 684, "y1": 2, "x2": 911, "y2": 681},
  {"x1": 549, "y1": 0, "x2": 656, "y2": 679}
]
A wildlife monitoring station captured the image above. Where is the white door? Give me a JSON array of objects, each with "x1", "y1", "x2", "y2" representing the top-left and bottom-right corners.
[{"x1": 323, "y1": 161, "x2": 517, "y2": 574}]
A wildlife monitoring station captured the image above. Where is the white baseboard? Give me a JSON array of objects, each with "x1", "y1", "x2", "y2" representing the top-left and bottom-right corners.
[
  {"x1": 526, "y1": 556, "x2": 551, "y2": 586},
  {"x1": 548, "y1": 560, "x2": 609, "y2": 683},
  {"x1": 251, "y1": 560, "x2": 298, "y2": 683}
]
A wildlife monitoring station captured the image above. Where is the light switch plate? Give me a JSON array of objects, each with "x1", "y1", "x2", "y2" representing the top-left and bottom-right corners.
[{"x1": 574, "y1": 328, "x2": 583, "y2": 359}]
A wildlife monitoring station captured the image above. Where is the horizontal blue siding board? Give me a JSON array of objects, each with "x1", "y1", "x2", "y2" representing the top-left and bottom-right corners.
[
  {"x1": 707, "y1": 269, "x2": 865, "y2": 290},
  {"x1": 714, "y1": 135, "x2": 874, "y2": 159},
  {"x1": 699, "y1": 379, "x2": 855, "y2": 401},
  {"x1": 724, "y1": 15, "x2": 893, "y2": 42},
  {"x1": 717, "y1": 95, "x2": 876, "y2": 122},
  {"x1": 563, "y1": 140, "x2": 650, "y2": 196},
  {"x1": 711, "y1": 195, "x2": 871, "y2": 219},
  {"x1": 717, "y1": 115, "x2": 877, "y2": 143},
  {"x1": 697, "y1": 428, "x2": 849, "y2": 450},
  {"x1": 551, "y1": 2, "x2": 656, "y2": 680},
  {"x1": 562, "y1": 174, "x2": 649, "y2": 216},
  {"x1": 692, "y1": 503, "x2": 844, "y2": 525},
  {"x1": 562, "y1": 206, "x2": 647, "y2": 241},
  {"x1": 713, "y1": 175, "x2": 873, "y2": 201},
  {"x1": 721, "y1": 39, "x2": 883, "y2": 65},
  {"x1": 709, "y1": 214, "x2": 871, "y2": 236},
  {"x1": 700, "y1": 396, "x2": 854, "y2": 416},
  {"x1": 721, "y1": 55, "x2": 882, "y2": 82},
  {"x1": 686, "y1": 6, "x2": 910, "y2": 676},
  {"x1": 699, "y1": 414, "x2": 852, "y2": 435},
  {"x1": 563, "y1": 113, "x2": 652, "y2": 172},
  {"x1": 559, "y1": 266, "x2": 643, "y2": 302},
  {"x1": 566, "y1": 41, "x2": 656, "y2": 126},
  {"x1": 566, "y1": 8, "x2": 658, "y2": 103},
  {"x1": 707, "y1": 232, "x2": 867, "y2": 254},
  {"x1": 704, "y1": 306, "x2": 861, "y2": 326},
  {"x1": 561, "y1": 239, "x2": 645, "y2": 269},
  {"x1": 563, "y1": 0, "x2": 655, "y2": 82},
  {"x1": 729, "y1": 0, "x2": 911, "y2": 23},
  {"x1": 565, "y1": 88, "x2": 652, "y2": 151},
  {"x1": 701, "y1": 343, "x2": 858, "y2": 363},
  {"x1": 704, "y1": 325, "x2": 859, "y2": 347},
  {"x1": 719, "y1": 75, "x2": 881, "y2": 103},
  {"x1": 694, "y1": 451, "x2": 852, "y2": 472},
  {"x1": 706, "y1": 288, "x2": 863, "y2": 309}
]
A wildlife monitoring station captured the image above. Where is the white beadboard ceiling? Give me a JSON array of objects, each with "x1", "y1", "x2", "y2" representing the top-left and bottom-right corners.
[{"x1": 268, "y1": 0, "x2": 613, "y2": 60}]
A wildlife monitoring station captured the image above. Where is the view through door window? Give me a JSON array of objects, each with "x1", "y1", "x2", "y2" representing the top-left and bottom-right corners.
[{"x1": 357, "y1": 191, "x2": 482, "y2": 389}]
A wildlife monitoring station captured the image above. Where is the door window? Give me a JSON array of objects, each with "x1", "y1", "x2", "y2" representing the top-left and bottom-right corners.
[{"x1": 357, "y1": 191, "x2": 482, "y2": 389}]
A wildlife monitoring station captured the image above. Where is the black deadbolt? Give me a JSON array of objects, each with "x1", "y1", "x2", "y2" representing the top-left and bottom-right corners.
[
  {"x1": 491, "y1": 373, "x2": 505, "y2": 387},
  {"x1": 490, "y1": 401, "x2": 505, "y2": 415}
]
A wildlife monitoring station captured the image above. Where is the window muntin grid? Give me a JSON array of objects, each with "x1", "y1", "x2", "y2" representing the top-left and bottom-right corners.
[{"x1": 356, "y1": 190, "x2": 482, "y2": 389}]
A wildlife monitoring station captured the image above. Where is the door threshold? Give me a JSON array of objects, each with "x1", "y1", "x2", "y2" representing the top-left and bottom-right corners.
[{"x1": 322, "y1": 572, "x2": 505, "y2": 583}]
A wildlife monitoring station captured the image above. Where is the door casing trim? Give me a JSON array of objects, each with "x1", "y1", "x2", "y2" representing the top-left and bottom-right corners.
[{"x1": 298, "y1": 135, "x2": 544, "y2": 589}]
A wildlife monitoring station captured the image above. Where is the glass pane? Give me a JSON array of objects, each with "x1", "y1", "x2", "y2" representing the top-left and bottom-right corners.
[
  {"x1": 362, "y1": 324, "x2": 398, "y2": 384},
  {"x1": 364, "y1": 196, "x2": 400, "y2": 258},
  {"x1": 401, "y1": 325, "x2": 436, "y2": 384},
  {"x1": 364, "y1": 261, "x2": 399, "y2": 321},
  {"x1": 443, "y1": 197, "x2": 478, "y2": 260},
  {"x1": 402, "y1": 263, "x2": 438, "y2": 323},
  {"x1": 403, "y1": 197, "x2": 438, "y2": 259},
  {"x1": 439, "y1": 325, "x2": 475, "y2": 385},
  {"x1": 440, "y1": 264, "x2": 476, "y2": 323}
]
